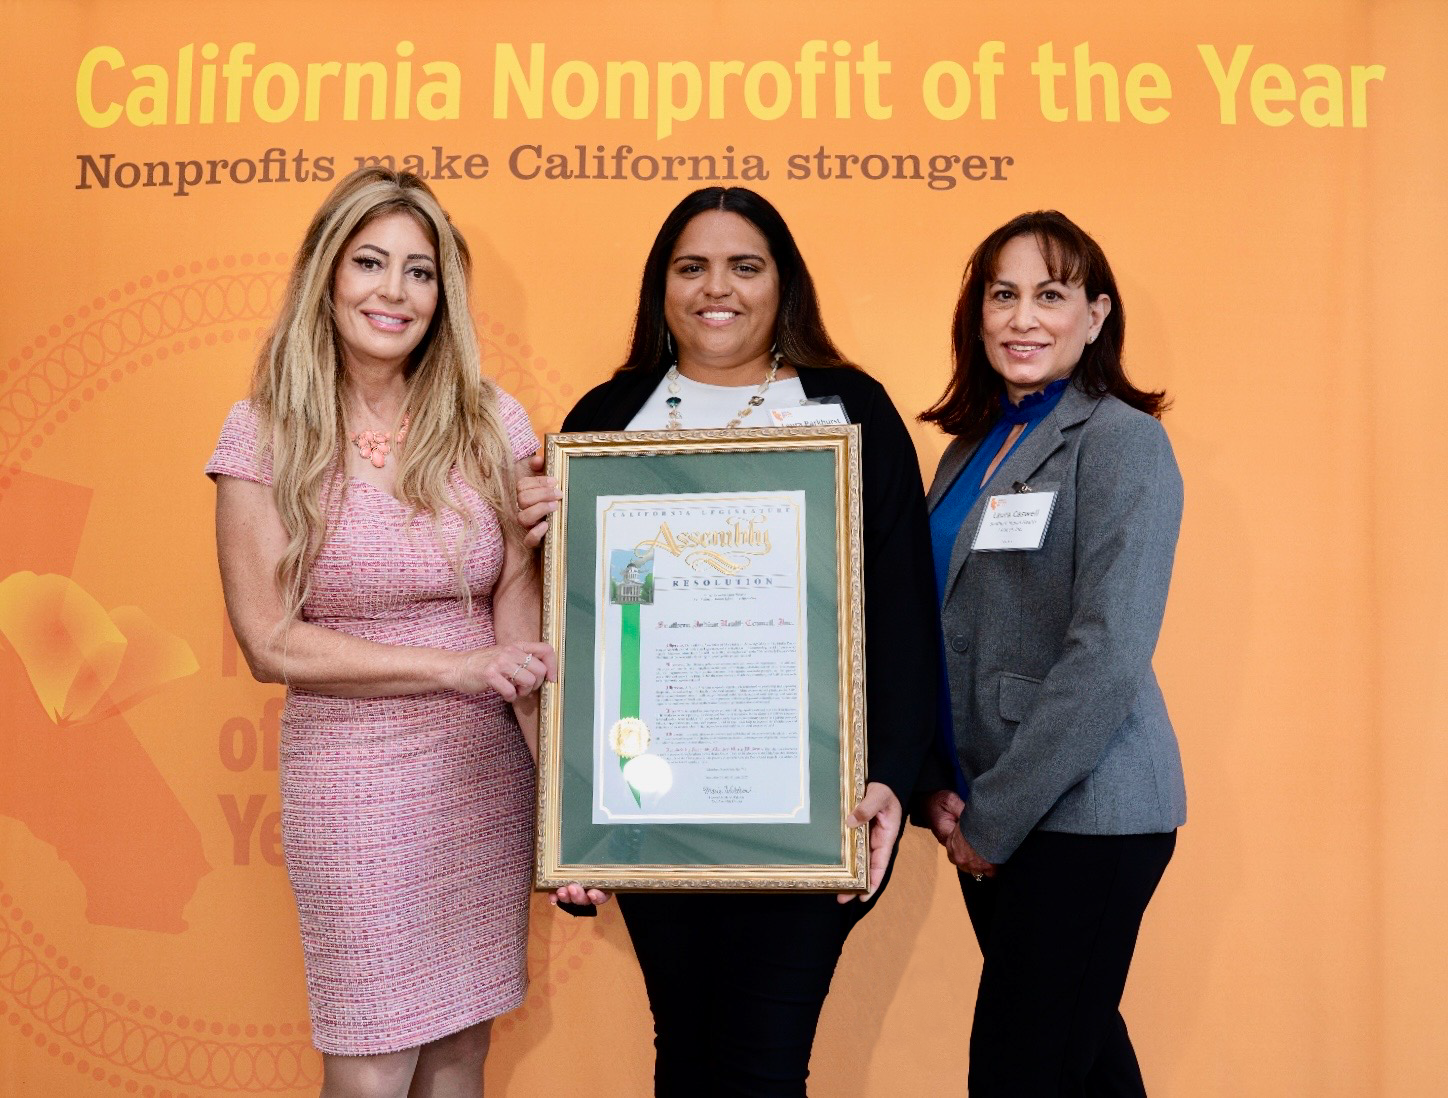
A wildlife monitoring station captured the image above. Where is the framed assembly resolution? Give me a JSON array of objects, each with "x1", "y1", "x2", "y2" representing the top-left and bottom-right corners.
[{"x1": 533, "y1": 426, "x2": 868, "y2": 891}]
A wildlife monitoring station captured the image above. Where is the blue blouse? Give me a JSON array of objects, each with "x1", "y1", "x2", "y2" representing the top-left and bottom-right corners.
[{"x1": 928, "y1": 378, "x2": 1070, "y2": 795}]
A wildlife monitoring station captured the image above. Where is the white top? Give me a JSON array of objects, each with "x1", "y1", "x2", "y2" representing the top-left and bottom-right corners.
[{"x1": 626, "y1": 371, "x2": 809, "y2": 431}]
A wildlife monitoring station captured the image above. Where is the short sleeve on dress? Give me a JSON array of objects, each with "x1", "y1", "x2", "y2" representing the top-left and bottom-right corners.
[
  {"x1": 205, "y1": 400, "x2": 273, "y2": 485},
  {"x1": 494, "y1": 387, "x2": 540, "y2": 464}
]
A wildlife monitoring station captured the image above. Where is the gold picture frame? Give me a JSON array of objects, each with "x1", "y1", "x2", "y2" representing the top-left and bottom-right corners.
[{"x1": 533, "y1": 426, "x2": 868, "y2": 891}]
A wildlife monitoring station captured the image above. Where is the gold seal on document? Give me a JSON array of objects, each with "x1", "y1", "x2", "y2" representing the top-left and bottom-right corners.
[{"x1": 609, "y1": 717, "x2": 651, "y2": 760}]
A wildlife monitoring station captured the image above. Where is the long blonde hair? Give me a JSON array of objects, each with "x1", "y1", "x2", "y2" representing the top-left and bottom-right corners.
[{"x1": 251, "y1": 167, "x2": 520, "y2": 621}]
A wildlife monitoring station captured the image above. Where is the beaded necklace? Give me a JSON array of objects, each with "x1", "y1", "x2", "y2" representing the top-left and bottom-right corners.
[
  {"x1": 664, "y1": 352, "x2": 782, "y2": 430},
  {"x1": 350, "y1": 415, "x2": 410, "y2": 469}
]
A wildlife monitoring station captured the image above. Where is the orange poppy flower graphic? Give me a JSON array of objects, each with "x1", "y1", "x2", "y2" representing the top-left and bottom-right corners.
[{"x1": 0, "y1": 571, "x2": 199, "y2": 726}]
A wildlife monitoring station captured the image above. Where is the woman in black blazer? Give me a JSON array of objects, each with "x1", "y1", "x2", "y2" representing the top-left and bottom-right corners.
[{"x1": 520, "y1": 187, "x2": 939, "y2": 1096}]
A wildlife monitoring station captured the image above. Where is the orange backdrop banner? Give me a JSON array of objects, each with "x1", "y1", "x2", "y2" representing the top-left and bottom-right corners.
[{"x1": 2, "y1": 2, "x2": 1445, "y2": 1095}]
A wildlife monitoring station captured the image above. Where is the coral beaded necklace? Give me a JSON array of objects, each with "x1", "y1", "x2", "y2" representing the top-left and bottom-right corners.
[{"x1": 350, "y1": 416, "x2": 410, "y2": 469}]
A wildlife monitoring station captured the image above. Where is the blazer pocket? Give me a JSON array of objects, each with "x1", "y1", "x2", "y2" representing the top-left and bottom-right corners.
[{"x1": 998, "y1": 672, "x2": 1043, "y2": 723}]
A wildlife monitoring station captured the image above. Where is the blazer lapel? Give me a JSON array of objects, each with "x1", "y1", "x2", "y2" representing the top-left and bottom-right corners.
[
  {"x1": 939, "y1": 385, "x2": 1098, "y2": 602},
  {"x1": 927, "y1": 437, "x2": 975, "y2": 511}
]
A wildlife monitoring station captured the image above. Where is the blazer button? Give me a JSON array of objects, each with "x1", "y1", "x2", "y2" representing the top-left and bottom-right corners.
[{"x1": 949, "y1": 634, "x2": 969, "y2": 653}]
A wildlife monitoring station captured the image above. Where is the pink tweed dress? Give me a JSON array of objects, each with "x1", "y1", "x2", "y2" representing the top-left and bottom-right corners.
[{"x1": 206, "y1": 392, "x2": 538, "y2": 1055}]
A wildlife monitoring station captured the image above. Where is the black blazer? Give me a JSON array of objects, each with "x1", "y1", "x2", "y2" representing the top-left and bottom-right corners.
[{"x1": 559, "y1": 364, "x2": 939, "y2": 799}]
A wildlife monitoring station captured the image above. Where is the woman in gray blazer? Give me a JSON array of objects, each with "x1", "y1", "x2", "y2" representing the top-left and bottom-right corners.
[{"x1": 918, "y1": 211, "x2": 1186, "y2": 1096}]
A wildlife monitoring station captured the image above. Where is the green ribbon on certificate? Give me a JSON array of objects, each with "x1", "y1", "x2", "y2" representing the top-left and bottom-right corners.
[
  {"x1": 614, "y1": 602, "x2": 644, "y2": 806},
  {"x1": 619, "y1": 601, "x2": 641, "y2": 720}
]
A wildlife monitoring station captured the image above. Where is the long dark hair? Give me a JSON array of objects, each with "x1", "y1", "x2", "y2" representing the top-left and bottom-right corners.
[
  {"x1": 619, "y1": 187, "x2": 854, "y2": 373},
  {"x1": 921, "y1": 210, "x2": 1168, "y2": 440}
]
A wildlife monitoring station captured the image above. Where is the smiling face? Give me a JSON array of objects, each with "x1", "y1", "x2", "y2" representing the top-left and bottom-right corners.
[
  {"x1": 330, "y1": 210, "x2": 440, "y2": 376},
  {"x1": 664, "y1": 210, "x2": 780, "y2": 384},
  {"x1": 982, "y1": 233, "x2": 1111, "y2": 403}
]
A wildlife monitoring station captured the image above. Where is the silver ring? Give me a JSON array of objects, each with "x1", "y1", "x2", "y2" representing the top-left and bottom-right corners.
[
  {"x1": 520, "y1": 652, "x2": 534, "y2": 671},
  {"x1": 508, "y1": 663, "x2": 525, "y2": 685}
]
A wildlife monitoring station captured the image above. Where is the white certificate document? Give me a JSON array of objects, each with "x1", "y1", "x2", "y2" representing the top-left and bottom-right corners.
[{"x1": 592, "y1": 492, "x2": 811, "y2": 824}]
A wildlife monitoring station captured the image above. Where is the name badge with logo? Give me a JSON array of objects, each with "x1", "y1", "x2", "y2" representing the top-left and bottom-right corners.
[
  {"x1": 769, "y1": 402, "x2": 849, "y2": 426},
  {"x1": 971, "y1": 491, "x2": 1058, "y2": 551}
]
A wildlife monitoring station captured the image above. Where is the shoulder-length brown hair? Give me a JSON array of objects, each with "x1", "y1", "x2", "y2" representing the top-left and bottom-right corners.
[
  {"x1": 921, "y1": 210, "x2": 1168, "y2": 441},
  {"x1": 619, "y1": 187, "x2": 854, "y2": 373}
]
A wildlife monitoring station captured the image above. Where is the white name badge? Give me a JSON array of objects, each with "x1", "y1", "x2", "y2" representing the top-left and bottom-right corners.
[
  {"x1": 770, "y1": 403, "x2": 849, "y2": 426},
  {"x1": 971, "y1": 491, "x2": 1059, "y2": 551}
]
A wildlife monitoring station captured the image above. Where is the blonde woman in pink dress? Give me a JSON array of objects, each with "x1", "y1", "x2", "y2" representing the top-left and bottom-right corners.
[{"x1": 207, "y1": 167, "x2": 554, "y2": 1098}]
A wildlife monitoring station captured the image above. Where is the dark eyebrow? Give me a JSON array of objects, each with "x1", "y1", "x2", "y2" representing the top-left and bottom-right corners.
[
  {"x1": 355, "y1": 243, "x2": 435, "y2": 263},
  {"x1": 673, "y1": 253, "x2": 769, "y2": 265},
  {"x1": 989, "y1": 277, "x2": 1066, "y2": 289}
]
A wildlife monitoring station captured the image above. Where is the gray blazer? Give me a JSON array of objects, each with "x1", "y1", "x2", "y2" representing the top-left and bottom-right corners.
[{"x1": 930, "y1": 384, "x2": 1187, "y2": 865}]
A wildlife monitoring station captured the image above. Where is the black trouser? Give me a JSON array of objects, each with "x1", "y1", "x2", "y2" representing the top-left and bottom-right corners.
[
  {"x1": 617, "y1": 853, "x2": 894, "y2": 1097},
  {"x1": 959, "y1": 830, "x2": 1176, "y2": 1097}
]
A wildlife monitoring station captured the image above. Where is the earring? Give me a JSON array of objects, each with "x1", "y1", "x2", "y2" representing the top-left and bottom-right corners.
[
  {"x1": 666, "y1": 330, "x2": 675, "y2": 361},
  {"x1": 1087, "y1": 333, "x2": 1096, "y2": 344}
]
